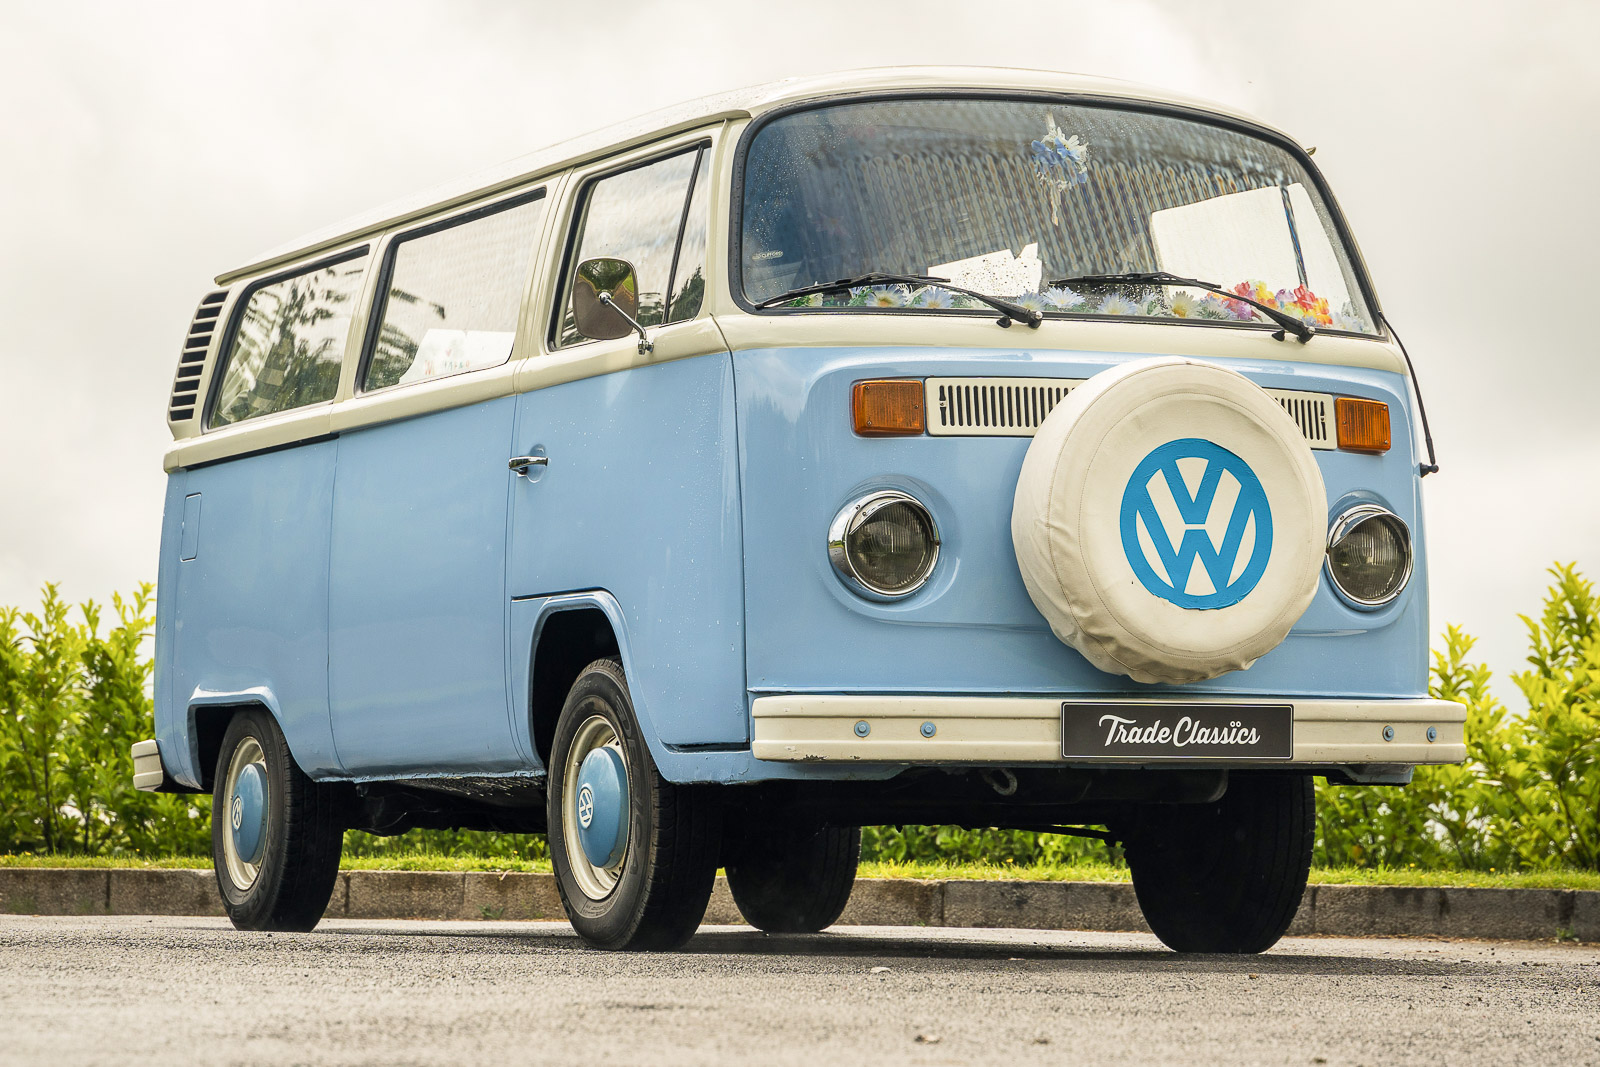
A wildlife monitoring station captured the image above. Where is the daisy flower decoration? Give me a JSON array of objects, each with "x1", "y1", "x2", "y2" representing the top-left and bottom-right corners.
[
  {"x1": 913, "y1": 287, "x2": 955, "y2": 309},
  {"x1": 1096, "y1": 292, "x2": 1141, "y2": 317},
  {"x1": 1166, "y1": 291, "x2": 1199, "y2": 318},
  {"x1": 1030, "y1": 114, "x2": 1090, "y2": 222},
  {"x1": 862, "y1": 285, "x2": 910, "y2": 308},
  {"x1": 1012, "y1": 291, "x2": 1051, "y2": 315},
  {"x1": 1041, "y1": 286, "x2": 1083, "y2": 310}
]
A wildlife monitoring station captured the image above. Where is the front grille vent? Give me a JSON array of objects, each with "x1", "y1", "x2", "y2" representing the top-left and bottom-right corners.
[
  {"x1": 168, "y1": 290, "x2": 227, "y2": 423},
  {"x1": 1267, "y1": 389, "x2": 1334, "y2": 449},
  {"x1": 923, "y1": 376, "x2": 1337, "y2": 449},
  {"x1": 925, "y1": 377, "x2": 1086, "y2": 436}
]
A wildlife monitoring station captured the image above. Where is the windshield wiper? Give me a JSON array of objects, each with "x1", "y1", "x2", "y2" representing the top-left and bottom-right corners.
[
  {"x1": 755, "y1": 272, "x2": 1042, "y2": 329},
  {"x1": 1045, "y1": 270, "x2": 1314, "y2": 343}
]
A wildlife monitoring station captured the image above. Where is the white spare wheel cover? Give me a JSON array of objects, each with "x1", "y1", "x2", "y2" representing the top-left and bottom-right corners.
[{"x1": 1012, "y1": 357, "x2": 1326, "y2": 685}]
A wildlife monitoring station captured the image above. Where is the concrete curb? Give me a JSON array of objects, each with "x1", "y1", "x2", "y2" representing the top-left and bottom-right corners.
[{"x1": 2, "y1": 869, "x2": 1594, "y2": 942}]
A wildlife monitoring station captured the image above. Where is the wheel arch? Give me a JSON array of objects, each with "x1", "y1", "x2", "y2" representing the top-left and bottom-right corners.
[
  {"x1": 184, "y1": 687, "x2": 292, "y2": 793},
  {"x1": 525, "y1": 593, "x2": 633, "y2": 772}
]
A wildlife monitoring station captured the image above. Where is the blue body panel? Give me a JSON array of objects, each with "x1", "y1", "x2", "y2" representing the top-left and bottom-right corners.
[
  {"x1": 734, "y1": 346, "x2": 1428, "y2": 703},
  {"x1": 508, "y1": 352, "x2": 748, "y2": 753},
  {"x1": 159, "y1": 441, "x2": 342, "y2": 787},
  {"x1": 327, "y1": 398, "x2": 519, "y2": 776}
]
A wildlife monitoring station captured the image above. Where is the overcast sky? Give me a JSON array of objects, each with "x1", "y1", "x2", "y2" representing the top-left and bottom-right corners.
[{"x1": 1, "y1": 0, "x2": 1595, "y2": 702}]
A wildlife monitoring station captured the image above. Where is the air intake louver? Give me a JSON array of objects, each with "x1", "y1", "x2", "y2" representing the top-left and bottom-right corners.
[
  {"x1": 925, "y1": 377, "x2": 1086, "y2": 436},
  {"x1": 924, "y1": 376, "x2": 1337, "y2": 449},
  {"x1": 1267, "y1": 389, "x2": 1334, "y2": 450},
  {"x1": 168, "y1": 291, "x2": 227, "y2": 423}
]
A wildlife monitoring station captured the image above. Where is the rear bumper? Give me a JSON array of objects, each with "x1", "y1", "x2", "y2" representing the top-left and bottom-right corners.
[
  {"x1": 751, "y1": 695, "x2": 1466, "y2": 767},
  {"x1": 131, "y1": 738, "x2": 201, "y2": 793}
]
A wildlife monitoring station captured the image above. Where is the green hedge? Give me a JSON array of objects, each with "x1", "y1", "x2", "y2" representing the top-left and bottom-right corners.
[{"x1": 2, "y1": 566, "x2": 1594, "y2": 873}]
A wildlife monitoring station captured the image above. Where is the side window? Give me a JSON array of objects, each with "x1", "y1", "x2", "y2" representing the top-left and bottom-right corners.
[
  {"x1": 211, "y1": 252, "x2": 368, "y2": 427},
  {"x1": 363, "y1": 192, "x2": 545, "y2": 392},
  {"x1": 666, "y1": 153, "x2": 710, "y2": 323},
  {"x1": 556, "y1": 146, "x2": 706, "y2": 348}
]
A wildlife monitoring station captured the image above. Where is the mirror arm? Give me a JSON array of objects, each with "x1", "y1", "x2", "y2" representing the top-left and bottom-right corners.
[{"x1": 599, "y1": 292, "x2": 654, "y2": 355}]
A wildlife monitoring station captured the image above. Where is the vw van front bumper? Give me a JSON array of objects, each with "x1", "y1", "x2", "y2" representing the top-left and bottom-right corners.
[{"x1": 751, "y1": 695, "x2": 1465, "y2": 773}]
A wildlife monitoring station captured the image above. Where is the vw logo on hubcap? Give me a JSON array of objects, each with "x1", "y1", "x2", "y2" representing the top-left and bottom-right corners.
[
  {"x1": 576, "y1": 784, "x2": 595, "y2": 828},
  {"x1": 1119, "y1": 438, "x2": 1273, "y2": 610},
  {"x1": 230, "y1": 795, "x2": 243, "y2": 830}
]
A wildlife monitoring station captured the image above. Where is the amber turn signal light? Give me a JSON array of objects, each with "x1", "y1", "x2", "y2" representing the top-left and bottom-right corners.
[
  {"x1": 1335, "y1": 396, "x2": 1391, "y2": 453},
  {"x1": 852, "y1": 379, "x2": 925, "y2": 436}
]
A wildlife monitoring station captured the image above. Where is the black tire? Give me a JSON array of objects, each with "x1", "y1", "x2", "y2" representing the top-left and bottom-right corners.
[
  {"x1": 1123, "y1": 773, "x2": 1313, "y2": 954},
  {"x1": 211, "y1": 707, "x2": 345, "y2": 932},
  {"x1": 725, "y1": 823, "x2": 860, "y2": 933},
  {"x1": 547, "y1": 658, "x2": 721, "y2": 950}
]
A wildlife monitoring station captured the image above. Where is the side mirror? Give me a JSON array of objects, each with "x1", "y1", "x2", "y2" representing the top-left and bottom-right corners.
[{"x1": 572, "y1": 257, "x2": 652, "y2": 352}]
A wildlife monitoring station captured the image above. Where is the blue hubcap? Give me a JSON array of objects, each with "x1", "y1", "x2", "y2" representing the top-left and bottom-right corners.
[
  {"x1": 229, "y1": 762, "x2": 267, "y2": 865},
  {"x1": 574, "y1": 746, "x2": 628, "y2": 869}
]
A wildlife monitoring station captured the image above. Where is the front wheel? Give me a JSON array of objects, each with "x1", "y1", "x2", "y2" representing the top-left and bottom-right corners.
[
  {"x1": 546, "y1": 659, "x2": 720, "y2": 950},
  {"x1": 211, "y1": 708, "x2": 345, "y2": 932},
  {"x1": 1122, "y1": 773, "x2": 1313, "y2": 954}
]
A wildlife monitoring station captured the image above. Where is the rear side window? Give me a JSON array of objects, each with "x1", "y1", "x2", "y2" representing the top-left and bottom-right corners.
[
  {"x1": 363, "y1": 191, "x2": 546, "y2": 392},
  {"x1": 555, "y1": 145, "x2": 708, "y2": 348},
  {"x1": 211, "y1": 252, "x2": 369, "y2": 427}
]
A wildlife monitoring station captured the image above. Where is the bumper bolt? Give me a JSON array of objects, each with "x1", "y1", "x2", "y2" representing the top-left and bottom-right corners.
[
  {"x1": 854, "y1": 720, "x2": 871, "y2": 737},
  {"x1": 920, "y1": 721, "x2": 937, "y2": 738},
  {"x1": 1426, "y1": 726, "x2": 1437, "y2": 742},
  {"x1": 1382, "y1": 725, "x2": 1395, "y2": 742}
]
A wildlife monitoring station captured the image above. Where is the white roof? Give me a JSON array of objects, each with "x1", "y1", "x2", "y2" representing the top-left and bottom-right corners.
[{"x1": 220, "y1": 66, "x2": 1288, "y2": 285}]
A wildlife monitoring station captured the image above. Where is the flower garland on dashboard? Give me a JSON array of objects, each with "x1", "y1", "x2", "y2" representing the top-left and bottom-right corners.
[{"x1": 781, "y1": 279, "x2": 1369, "y2": 332}]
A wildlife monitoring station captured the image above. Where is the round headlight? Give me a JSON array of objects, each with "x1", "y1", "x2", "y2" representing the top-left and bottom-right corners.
[
  {"x1": 1325, "y1": 505, "x2": 1412, "y2": 608},
  {"x1": 828, "y1": 491, "x2": 940, "y2": 600}
]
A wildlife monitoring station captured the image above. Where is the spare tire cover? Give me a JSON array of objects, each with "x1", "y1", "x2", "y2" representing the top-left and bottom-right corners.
[{"x1": 1012, "y1": 357, "x2": 1326, "y2": 685}]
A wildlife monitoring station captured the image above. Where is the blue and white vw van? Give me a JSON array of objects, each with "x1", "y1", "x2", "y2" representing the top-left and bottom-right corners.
[{"x1": 134, "y1": 67, "x2": 1464, "y2": 953}]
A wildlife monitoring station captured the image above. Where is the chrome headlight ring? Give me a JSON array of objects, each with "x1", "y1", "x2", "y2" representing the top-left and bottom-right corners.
[
  {"x1": 828, "y1": 490, "x2": 941, "y2": 601},
  {"x1": 1324, "y1": 504, "x2": 1413, "y2": 609}
]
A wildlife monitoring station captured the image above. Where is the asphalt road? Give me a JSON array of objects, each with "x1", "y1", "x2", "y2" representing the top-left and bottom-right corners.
[{"x1": 2, "y1": 916, "x2": 1597, "y2": 1067}]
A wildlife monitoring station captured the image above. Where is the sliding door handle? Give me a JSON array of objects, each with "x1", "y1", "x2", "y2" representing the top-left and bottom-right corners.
[{"x1": 508, "y1": 455, "x2": 549, "y2": 475}]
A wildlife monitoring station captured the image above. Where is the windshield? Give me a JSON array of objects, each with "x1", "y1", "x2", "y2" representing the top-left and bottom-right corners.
[{"x1": 739, "y1": 97, "x2": 1376, "y2": 334}]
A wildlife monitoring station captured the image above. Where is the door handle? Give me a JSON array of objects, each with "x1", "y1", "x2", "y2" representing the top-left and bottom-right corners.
[{"x1": 508, "y1": 455, "x2": 549, "y2": 475}]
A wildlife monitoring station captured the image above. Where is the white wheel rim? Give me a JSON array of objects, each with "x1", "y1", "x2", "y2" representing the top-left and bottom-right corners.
[
  {"x1": 562, "y1": 712, "x2": 630, "y2": 900},
  {"x1": 220, "y1": 737, "x2": 266, "y2": 892}
]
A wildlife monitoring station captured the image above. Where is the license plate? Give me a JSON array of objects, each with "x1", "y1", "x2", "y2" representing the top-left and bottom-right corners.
[{"x1": 1061, "y1": 702, "x2": 1293, "y2": 760}]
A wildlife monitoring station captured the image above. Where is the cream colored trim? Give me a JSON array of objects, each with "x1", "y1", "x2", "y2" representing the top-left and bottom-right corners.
[
  {"x1": 714, "y1": 312, "x2": 1409, "y2": 377},
  {"x1": 331, "y1": 360, "x2": 521, "y2": 433},
  {"x1": 750, "y1": 694, "x2": 1466, "y2": 765},
  {"x1": 131, "y1": 739, "x2": 164, "y2": 791},
  {"x1": 218, "y1": 67, "x2": 1283, "y2": 286},
  {"x1": 514, "y1": 319, "x2": 729, "y2": 394},
  {"x1": 165, "y1": 404, "x2": 333, "y2": 472}
]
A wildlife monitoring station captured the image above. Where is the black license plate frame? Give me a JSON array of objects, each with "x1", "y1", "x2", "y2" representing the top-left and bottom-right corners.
[{"x1": 1060, "y1": 702, "x2": 1294, "y2": 761}]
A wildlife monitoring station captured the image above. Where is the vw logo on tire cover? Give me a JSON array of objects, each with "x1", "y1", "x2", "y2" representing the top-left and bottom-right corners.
[
  {"x1": 576, "y1": 783, "x2": 595, "y2": 828},
  {"x1": 1120, "y1": 438, "x2": 1273, "y2": 610}
]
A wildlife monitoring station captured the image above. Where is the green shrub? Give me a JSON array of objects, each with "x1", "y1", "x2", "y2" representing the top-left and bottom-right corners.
[
  {"x1": 0, "y1": 585, "x2": 209, "y2": 856},
  {"x1": 1316, "y1": 564, "x2": 1599, "y2": 871}
]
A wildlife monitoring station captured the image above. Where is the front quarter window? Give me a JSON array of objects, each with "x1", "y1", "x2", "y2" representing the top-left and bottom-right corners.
[{"x1": 739, "y1": 98, "x2": 1376, "y2": 334}]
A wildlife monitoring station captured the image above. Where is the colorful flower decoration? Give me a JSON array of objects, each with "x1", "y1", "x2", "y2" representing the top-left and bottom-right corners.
[
  {"x1": 1030, "y1": 115, "x2": 1090, "y2": 223},
  {"x1": 1227, "y1": 279, "x2": 1349, "y2": 328},
  {"x1": 777, "y1": 277, "x2": 1370, "y2": 333}
]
